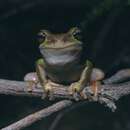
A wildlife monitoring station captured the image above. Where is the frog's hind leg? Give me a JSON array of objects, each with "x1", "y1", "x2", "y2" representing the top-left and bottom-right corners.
[
  {"x1": 90, "y1": 68, "x2": 105, "y2": 97},
  {"x1": 24, "y1": 72, "x2": 39, "y2": 92}
]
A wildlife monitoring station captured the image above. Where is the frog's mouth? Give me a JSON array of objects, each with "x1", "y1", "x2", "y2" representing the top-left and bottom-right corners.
[{"x1": 39, "y1": 43, "x2": 82, "y2": 66}]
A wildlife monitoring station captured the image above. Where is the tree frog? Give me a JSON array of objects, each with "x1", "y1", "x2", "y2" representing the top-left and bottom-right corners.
[{"x1": 24, "y1": 27, "x2": 105, "y2": 100}]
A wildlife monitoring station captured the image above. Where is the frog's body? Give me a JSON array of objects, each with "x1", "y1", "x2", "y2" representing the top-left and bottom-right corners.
[
  {"x1": 40, "y1": 43, "x2": 84, "y2": 84},
  {"x1": 24, "y1": 27, "x2": 105, "y2": 99}
]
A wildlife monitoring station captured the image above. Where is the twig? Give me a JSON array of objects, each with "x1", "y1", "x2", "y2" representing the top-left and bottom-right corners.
[
  {"x1": 0, "y1": 79, "x2": 42, "y2": 97},
  {"x1": 2, "y1": 100, "x2": 73, "y2": 130},
  {"x1": 103, "y1": 69, "x2": 130, "y2": 84}
]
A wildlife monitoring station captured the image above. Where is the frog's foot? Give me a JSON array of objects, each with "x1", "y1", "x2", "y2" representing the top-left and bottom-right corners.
[
  {"x1": 42, "y1": 81, "x2": 56, "y2": 100},
  {"x1": 68, "y1": 82, "x2": 86, "y2": 101},
  {"x1": 24, "y1": 72, "x2": 39, "y2": 92}
]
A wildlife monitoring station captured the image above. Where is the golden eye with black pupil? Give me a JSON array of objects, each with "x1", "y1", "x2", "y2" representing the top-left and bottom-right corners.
[
  {"x1": 37, "y1": 32, "x2": 46, "y2": 43},
  {"x1": 72, "y1": 28, "x2": 82, "y2": 41}
]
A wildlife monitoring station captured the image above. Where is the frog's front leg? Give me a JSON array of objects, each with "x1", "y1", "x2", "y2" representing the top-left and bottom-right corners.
[
  {"x1": 24, "y1": 59, "x2": 48, "y2": 95},
  {"x1": 36, "y1": 59, "x2": 54, "y2": 99},
  {"x1": 68, "y1": 60, "x2": 93, "y2": 100},
  {"x1": 68, "y1": 60, "x2": 105, "y2": 100}
]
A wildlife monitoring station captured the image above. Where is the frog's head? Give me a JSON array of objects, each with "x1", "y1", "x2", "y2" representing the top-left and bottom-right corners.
[{"x1": 37, "y1": 27, "x2": 83, "y2": 66}]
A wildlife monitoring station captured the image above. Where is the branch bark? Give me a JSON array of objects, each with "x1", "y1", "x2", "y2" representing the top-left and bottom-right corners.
[
  {"x1": 2, "y1": 100, "x2": 72, "y2": 130},
  {"x1": 0, "y1": 77, "x2": 130, "y2": 101}
]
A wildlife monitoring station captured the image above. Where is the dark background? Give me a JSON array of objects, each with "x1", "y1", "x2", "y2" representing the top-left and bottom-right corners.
[{"x1": 0, "y1": 0, "x2": 130, "y2": 130}]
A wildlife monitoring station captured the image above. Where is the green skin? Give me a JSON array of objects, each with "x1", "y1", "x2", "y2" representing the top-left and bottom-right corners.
[{"x1": 24, "y1": 27, "x2": 105, "y2": 99}]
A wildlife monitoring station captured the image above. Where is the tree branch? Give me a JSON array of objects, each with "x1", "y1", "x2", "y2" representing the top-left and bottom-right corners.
[
  {"x1": 2, "y1": 100, "x2": 73, "y2": 130},
  {"x1": 0, "y1": 75, "x2": 130, "y2": 102}
]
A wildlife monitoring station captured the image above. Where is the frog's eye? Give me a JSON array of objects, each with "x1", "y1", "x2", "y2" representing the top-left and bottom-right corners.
[
  {"x1": 37, "y1": 31, "x2": 46, "y2": 43},
  {"x1": 71, "y1": 27, "x2": 82, "y2": 40}
]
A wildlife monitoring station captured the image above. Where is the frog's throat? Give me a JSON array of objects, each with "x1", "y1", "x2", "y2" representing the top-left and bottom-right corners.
[{"x1": 40, "y1": 43, "x2": 82, "y2": 66}]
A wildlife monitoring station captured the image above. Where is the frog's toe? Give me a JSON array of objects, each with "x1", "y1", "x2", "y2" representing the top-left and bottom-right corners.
[
  {"x1": 80, "y1": 91, "x2": 88, "y2": 99},
  {"x1": 68, "y1": 82, "x2": 82, "y2": 101},
  {"x1": 68, "y1": 82, "x2": 81, "y2": 93},
  {"x1": 73, "y1": 92, "x2": 81, "y2": 101},
  {"x1": 48, "y1": 91, "x2": 55, "y2": 101},
  {"x1": 42, "y1": 82, "x2": 55, "y2": 100},
  {"x1": 24, "y1": 81, "x2": 36, "y2": 92},
  {"x1": 41, "y1": 92, "x2": 47, "y2": 99}
]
